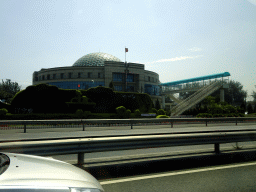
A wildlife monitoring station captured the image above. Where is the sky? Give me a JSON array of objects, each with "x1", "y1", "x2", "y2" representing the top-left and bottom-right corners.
[{"x1": 1, "y1": 0, "x2": 256, "y2": 100}]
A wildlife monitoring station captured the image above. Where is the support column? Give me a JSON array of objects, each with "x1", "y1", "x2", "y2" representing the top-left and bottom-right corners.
[
  {"x1": 78, "y1": 153, "x2": 84, "y2": 165},
  {"x1": 220, "y1": 88, "x2": 224, "y2": 102}
]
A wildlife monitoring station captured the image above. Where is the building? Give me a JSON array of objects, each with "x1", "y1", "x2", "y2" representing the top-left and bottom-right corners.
[{"x1": 32, "y1": 52, "x2": 163, "y2": 107}]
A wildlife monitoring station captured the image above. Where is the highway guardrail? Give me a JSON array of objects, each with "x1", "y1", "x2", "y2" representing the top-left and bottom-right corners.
[
  {"x1": 1, "y1": 129, "x2": 256, "y2": 165},
  {"x1": 0, "y1": 117, "x2": 256, "y2": 133}
]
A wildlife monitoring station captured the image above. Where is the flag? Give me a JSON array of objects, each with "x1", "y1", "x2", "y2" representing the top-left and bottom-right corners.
[{"x1": 125, "y1": 48, "x2": 128, "y2": 52}]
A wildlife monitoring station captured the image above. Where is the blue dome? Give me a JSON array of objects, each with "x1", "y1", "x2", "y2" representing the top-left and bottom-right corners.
[{"x1": 73, "y1": 52, "x2": 122, "y2": 67}]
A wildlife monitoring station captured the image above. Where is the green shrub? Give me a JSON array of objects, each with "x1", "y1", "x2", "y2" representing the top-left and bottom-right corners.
[
  {"x1": 210, "y1": 105, "x2": 223, "y2": 114},
  {"x1": 196, "y1": 113, "x2": 213, "y2": 118},
  {"x1": 239, "y1": 113, "x2": 245, "y2": 117},
  {"x1": 156, "y1": 115, "x2": 169, "y2": 118},
  {"x1": 70, "y1": 98, "x2": 78, "y2": 102},
  {"x1": 125, "y1": 109, "x2": 131, "y2": 118},
  {"x1": 213, "y1": 114, "x2": 226, "y2": 117},
  {"x1": 226, "y1": 113, "x2": 234, "y2": 117},
  {"x1": 116, "y1": 106, "x2": 126, "y2": 118},
  {"x1": 0, "y1": 108, "x2": 8, "y2": 116},
  {"x1": 157, "y1": 109, "x2": 166, "y2": 115},
  {"x1": 197, "y1": 113, "x2": 205, "y2": 118},
  {"x1": 151, "y1": 108, "x2": 157, "y2": 114},
  {"x1": 82, "y1": 96, "x2": 88, "y2": 103},
  {"x1": 83, "y1": 111, "x2": 91, "y2": 118},
  {"x1": 134, "y1": 109, "x2": 141, "y2": 118},
  {"x1": 75, "y1": 90, "x2": 82, "y2": 101},
  {"x1": 207, "y1": 114, "x2": 213, "y2": 118},
  {"x1": 75, "y1": 109, "x2": 83, "y2": 117},
  {"x1": 165, "y1": 110, "x2": 171, "y2": 116}
]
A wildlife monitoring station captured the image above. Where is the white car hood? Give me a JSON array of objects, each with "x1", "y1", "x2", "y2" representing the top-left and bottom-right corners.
[{"x1": 0, "y1": 152, "x2": 103, "y2": 190}]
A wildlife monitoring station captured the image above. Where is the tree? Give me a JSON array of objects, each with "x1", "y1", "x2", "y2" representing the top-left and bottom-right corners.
[
  {"x1": 247, "y1": 103, "x2": 253, "y2": 114},
  {"x1": 0, "y1": 79, "x2": 21, "y2": 103},
  {"x1": 240, "y1": 102, "x2": 246, "y2": 113},
  {"x1": 211, "y1": 80, "x2": 247, "y2": 106},
  {"x1": 109, "y1": 81, "x2": 115, "y2": 91},
  {"x1": 155, "y1": 99, "x2": 160, "y2": 110},
  {"x1": 252, "y1": 91, "x2": 256, "y2": 102}
]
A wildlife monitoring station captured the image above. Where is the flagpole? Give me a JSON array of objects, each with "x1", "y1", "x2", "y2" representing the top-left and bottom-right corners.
[
  {"x1": 125, "y1": 47, "x2": 126, "y2": 92},
  {"x1": 125, "y1": 46, "x2": 126, "y2": 63},
  {"x1": 124, "y1": 47, "x2": 128, "y2": 92}
]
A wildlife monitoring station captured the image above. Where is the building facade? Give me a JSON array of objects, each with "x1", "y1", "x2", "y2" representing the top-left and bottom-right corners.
[{"x1": 32, "y1": 52, "x2": 163, "y2": 107}]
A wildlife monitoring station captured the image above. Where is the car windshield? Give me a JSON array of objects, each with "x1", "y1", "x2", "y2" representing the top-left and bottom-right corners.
[{"x1": 0, "y1": 153, "x2": 10, "y2": 175}]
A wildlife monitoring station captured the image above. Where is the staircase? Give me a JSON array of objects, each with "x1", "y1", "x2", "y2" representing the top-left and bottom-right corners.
[
  {"x1": 171, "y1": 81, "x2": 222, "y2": 116},
  {"x1": 168, "y1": 94, "x2": 182, "y2": 104}
]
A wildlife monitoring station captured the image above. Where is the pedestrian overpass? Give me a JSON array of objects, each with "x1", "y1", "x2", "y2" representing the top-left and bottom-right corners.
[{"x1": 159, "y1": 72, "x2": 230, "y2": 116}]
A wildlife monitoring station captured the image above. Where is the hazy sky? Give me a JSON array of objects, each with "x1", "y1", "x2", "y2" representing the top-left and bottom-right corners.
[{"x1": 1, "y1": 0, "x2": 256, "y2": 100}]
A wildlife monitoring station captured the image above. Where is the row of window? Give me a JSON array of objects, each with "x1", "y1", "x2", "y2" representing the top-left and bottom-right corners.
[
  {"x1": 144, "y1": 84, "x2": 160, "y2": 96},
  {"x1": 35, "y1": 72, "x2": 103, "y2": 81},
  {"x1": 114, "y1": 85, "x2": 135, "y2": 92},
  {"x1": 146, "y1": 76, "x2": 158, "y2": 83},
  {"x1": 113, "y1": 73, "x2": 134, "y2": 82},
  {"x1": 112, "y1": 73, "x2": 157, "y2": 83},
  {"x1": 114, "y1": 84, "x2": 159, "y2": 94},
  {"x1": 48, "y1": 81, "x2": 105, "y2": 89}
]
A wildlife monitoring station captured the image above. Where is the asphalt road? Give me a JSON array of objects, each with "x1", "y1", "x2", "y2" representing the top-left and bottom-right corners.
[
  {"x1": 1, "y1": 122, "x2": 256, "y2": 140},
  {"x1": 100, "y1": 161, "x2": 256, "y2": 192},
  {"x1": 1, "y1": 121, "x2": 256, "y2": 136}
]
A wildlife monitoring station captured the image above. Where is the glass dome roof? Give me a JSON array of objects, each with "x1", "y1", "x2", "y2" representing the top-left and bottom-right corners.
[{"x1": 73, "y1": 52, "x2": 122, "y2": 67}]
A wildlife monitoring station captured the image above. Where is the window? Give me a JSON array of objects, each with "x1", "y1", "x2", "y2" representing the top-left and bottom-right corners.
[
  {"x1": 113, "y1": 73, "x2": 123, "y2": 82},
  {"x1": 53, "y1": 74, "x2": 56, "y2": 79},
  {"x1": 78, "y1": 72, "x2": 81, "y2": 78},
  {"x1": 98, "y1": 73, "x2": 101, "y2": 78},
  {"x1": 88, "y1": 72, "x2": 92, "y2": 78},
  {"x1": 69, "y1": 73, "x2": 72, "y2": 79},
  {"x1": 127, "y1": 85, "x2": 134, "y2": 92},
  {"x1": 144, "y1": 84, "x2": 160, "y2": 96},
  {"x1": 42, "y1": 75, "x2": 45, "y2": 80},
  {"x1": 114, "y1": 85, "x2": 123, "y2": 91},
  {"x1": 61, "y1": 73, "x2": 64, "y2": 79},
  {"x1": 127, "y1": 74, "x2": 134, "y2": 82},
  {"x1": 47, "y1": 74, "x2": 50, "y2": 80},
  {"x1": 148, "y1": 76, "x2": 150, "y2": 82}
]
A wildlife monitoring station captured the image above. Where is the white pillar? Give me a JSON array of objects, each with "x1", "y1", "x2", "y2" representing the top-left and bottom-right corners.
[{"x1": 162, "y1": 96, "x2": 165, "y2": 109}]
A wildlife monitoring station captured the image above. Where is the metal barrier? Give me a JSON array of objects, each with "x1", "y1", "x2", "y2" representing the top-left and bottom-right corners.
[
  {"x1": 0, "y1": 117, "x2": 256, "y2": 133},
  {"x1": 1, "y1": 129, "x2": 256, "y2": 165}
]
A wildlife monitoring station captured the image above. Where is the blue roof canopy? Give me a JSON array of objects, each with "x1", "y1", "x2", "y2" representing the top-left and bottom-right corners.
[{"x1": 160, "y1": 72, "x2": 230, "y2": 86}]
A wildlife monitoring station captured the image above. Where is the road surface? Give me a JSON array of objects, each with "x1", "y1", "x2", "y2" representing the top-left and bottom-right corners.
[{"x1": 100, "y1": 161, "x2": 256, "y2": 192}]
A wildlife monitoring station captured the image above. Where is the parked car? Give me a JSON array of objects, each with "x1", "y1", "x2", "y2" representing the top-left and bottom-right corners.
[{"x1": 0, "y1": 152, "x2": 104, "y2": 192}]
